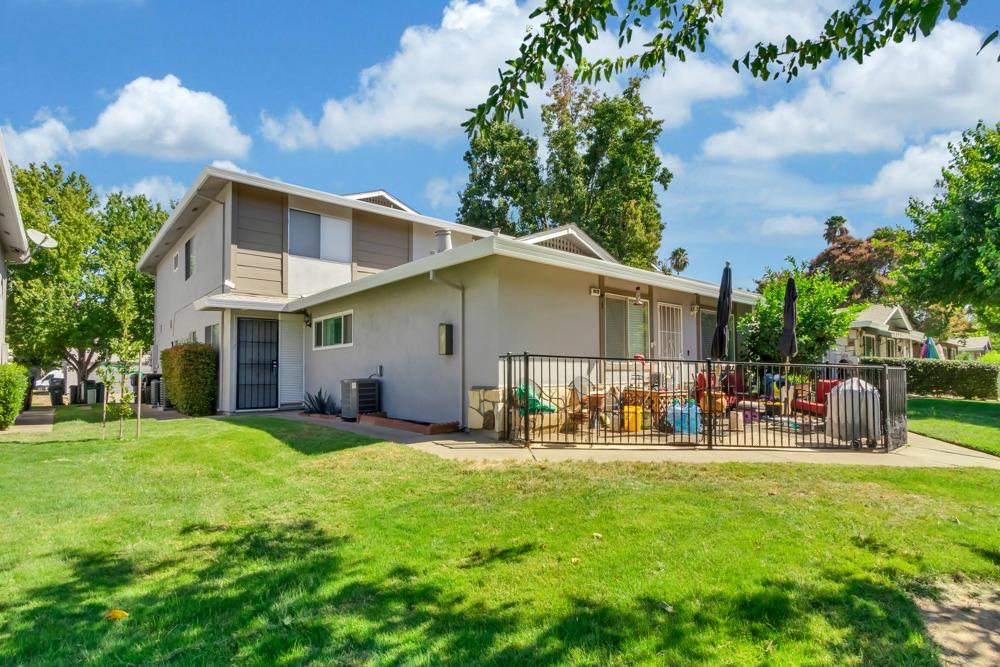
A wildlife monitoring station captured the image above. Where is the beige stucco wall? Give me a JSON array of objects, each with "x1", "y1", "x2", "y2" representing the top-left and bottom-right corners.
[
  {"x1": 302, "y1": 256, "x2": 500, "y2": 425},
  {"x1": 152, "y1": 187, "x2": 228, "y2": 371}
]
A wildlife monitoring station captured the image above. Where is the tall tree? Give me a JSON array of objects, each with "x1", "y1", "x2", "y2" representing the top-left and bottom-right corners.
[
  {"x1": 7, "y1": 164, "x2": 166, "y2": 382},
  {"x1": 668, "y1": 247, "x2": 689, "y2": 274},
  {"x1": 898, "y1": 121, "x2": 1000, "y2": 317},
  {"x1": 809, "y1": 217, "x2": 900, "y2": 303},
  {"x1": 465, "y1": 0, "x2": 978, "y2": 134},
  {"x1": 458, "y1": 74, "x2": 673, "y2": 268},
  {"x1": 740, "y1": 259, "x2": 860, "y2": 363}
]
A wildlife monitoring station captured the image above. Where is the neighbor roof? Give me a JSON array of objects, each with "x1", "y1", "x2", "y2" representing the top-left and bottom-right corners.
[
  {"x1": 138, "y1": 166, "x2": 495, "y2": 273},
  {"x1": 518, "y1": 223, "x2": 617, "y2": 263},
  {"x1": 0, "y1": 131, "x2": 30, "y2": 263},
  {"x1": 289, "y1": 235, "x2": 757, "y2": 312},
  {"x1": 949, "y1": 335, "x2": 993, "y2": 352},
  {"x1": 851, "y1": 304, "x2": 915, "y2": 333},
  {"x1": 341, "y1": 190, "x2": 417, "y2": 214}
]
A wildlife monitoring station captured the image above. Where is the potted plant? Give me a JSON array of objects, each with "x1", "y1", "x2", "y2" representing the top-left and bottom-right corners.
[{"x1": 786, "y1": 373, "x2": 812, "y2": 399}]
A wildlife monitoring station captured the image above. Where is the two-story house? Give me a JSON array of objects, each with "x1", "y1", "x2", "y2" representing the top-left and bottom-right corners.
[{"x1": 141, "y1": 166, "x2": 757, "y2": 430}]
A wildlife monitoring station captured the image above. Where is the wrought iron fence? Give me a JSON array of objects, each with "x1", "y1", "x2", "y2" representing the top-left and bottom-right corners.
[{"x1": 500, "y1": 353, "x2": 908, "y2": 450}]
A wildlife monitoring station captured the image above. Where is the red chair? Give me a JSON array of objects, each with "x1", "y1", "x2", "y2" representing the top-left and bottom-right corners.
[{"x1": 792, "y1": 379, "x2": 841, "y2": 416}]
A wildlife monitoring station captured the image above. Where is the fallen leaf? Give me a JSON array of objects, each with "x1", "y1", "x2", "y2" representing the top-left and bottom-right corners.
[
  {"x1": 104, "y1": 609, "x2": 128, "y2": 620},
  {"x1": 571, "y1": 557, "x2": 580, "y2": 564},
  {"x1": 658, "y1": 601, "x2": 675, "y2": 613},
  {"x1": 592, "y1": 532, "x2": 603, "y2": 540}
]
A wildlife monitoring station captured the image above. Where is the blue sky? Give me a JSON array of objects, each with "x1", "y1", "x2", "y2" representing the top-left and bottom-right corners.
[{"x1": 2, "y1": 0, "x2": 998, "y2": 289}]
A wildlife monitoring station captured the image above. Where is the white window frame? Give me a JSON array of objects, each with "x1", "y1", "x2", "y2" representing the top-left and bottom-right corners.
[
  {"x1": 288, "y1": 206, "x2": 352, "y2": 263},
  {"x1": 656, "y1": 302, "x2": 683, "y2": 359},
  {"x1": 862, "y1": 334, "x2": 876, "y2": 357},
  {"x1": 312, "y1": 310, "x2": 354, "y2": 350},
  {"x1": 603, "y1": 294, "x2": 649, "y2": 358}
]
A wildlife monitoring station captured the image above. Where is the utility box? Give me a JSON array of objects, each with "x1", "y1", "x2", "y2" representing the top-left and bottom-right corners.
[
  {"x1": 438, "y1": 323, "x2": 453, "y2": 355},
  {"x1": 341, "y1": 379, "x2": 381, "y2": 421}
]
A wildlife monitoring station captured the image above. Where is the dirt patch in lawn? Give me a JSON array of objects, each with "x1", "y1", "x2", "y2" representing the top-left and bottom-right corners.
[{"x1": 916, "y1": 579, "x2": 1000, "y2": 666}]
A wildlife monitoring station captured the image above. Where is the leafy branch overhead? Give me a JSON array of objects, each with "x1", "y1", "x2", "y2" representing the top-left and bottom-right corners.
[{"x1": 465, "y1": 0, "x2": 981, "y2": 134}]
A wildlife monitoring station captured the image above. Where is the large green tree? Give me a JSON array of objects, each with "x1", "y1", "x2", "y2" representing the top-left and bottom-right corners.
[
  {"x1": 458, "y1": 74, "x2": 672, "y2": 268},
  {"x1": 898, "y1": 122, "x2": 1000, "y2": 323},
  {"x1": 8, "y1": 164, "x2": 166, "y2": 381},
  {"x1": 465, "y1": 0, "x2": 979, "y2": 133},
  {"x1": 809, "y1": 216, "x2": 901, "y2": 303},
  {"x1": 740, "y1": 259, "x2": 860, "y2": 363}
]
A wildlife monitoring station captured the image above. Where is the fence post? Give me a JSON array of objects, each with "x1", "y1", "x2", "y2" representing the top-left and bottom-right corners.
[
  {"x1": 881, "y1": 363, "x2": 890, "y2": 450},
  {"x1": 522, "y1": 351, "x2": 530, "y2": 447},
  {"x1": 706, "y1": 357, "x2": 714, "y2": 450}
]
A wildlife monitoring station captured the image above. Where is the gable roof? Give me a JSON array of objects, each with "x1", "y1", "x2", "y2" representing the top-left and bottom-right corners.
[
  {"x1": 948, "y1": 335, "x2": 993, "y2": 352},
  {"x1": 138, "y1": 166, "x2": 496, "y2": 273},
  {"x1": 288, "y1": 234, "x2": 758, "y2": 312},
  {"x1": 517, "y1": 223, "x2": 617, "y2": 263},
  {"x1": 340, "y1": 190, "x2": 417, "y2": 214},
  {"x1": 851, "y1": 304, "x2": 915, "y2": 333},
  {"x1": 0, "y1": 131, "x2": 29, "y2": 263}
]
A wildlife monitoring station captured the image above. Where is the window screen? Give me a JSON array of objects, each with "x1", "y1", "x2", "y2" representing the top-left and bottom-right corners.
[
  {"x1": 184, "y1": 237, "x2": 195, "y2": 279},
  {"x1": 314, "y1": 313, "x2": 353, "y2": 348},
  {"x1": 289, "y1": 209, "x2": 321, "y2": 258},
  {"x1": 604, "y1": 296, "x2": 648, "y2": 358}
]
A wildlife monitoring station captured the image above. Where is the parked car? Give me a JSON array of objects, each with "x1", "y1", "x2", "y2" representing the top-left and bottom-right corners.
[{"x1": 34, "y1": 370, "x2": 64, "y2": 390}]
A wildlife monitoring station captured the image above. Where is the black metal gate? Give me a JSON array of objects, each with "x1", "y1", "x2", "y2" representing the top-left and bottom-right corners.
[{"x1": 237, "y1": 318, "x2": 278, "y2": 410}]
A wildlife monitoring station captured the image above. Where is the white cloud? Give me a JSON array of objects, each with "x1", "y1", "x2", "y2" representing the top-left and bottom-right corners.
[
  {"x1": 852, "y1": 132, "x2": 958, "y2": 215},
  {"x1": 260, "y1": 0, "x2": 745, "y2": 151},
  {"x1": 1, "y1": 116, "x2": 73, "y2": 164},
  {"x1": 655, "y1": 148, "x2": 684, "y2": 178},
  {"x1": 703, "y1": 22, "x2": 1000, "y2": 160},
  {"x1": 711, "y1": 0, "x2": 847, "y2": 58},
  {"x1": 3, "y1": 75, "x2": 250, "y2": 164},
  {"x1": 424, "y1": 174, "x2": 466, "y2": 210},
  {"x1": 260, "y1": 109, "x2": 319, "y2": 151},
  {"x1": 78, "y1": 75, "x2": 250, "y2": 159},
  {"x1": 210, "y1": 159, "x2": 249, "y2": 174},
  {"x1": 757, "y1": 214, "x2": 821, "y2": 236},
  {"x1": 641, "y1": 59, "x2": 744, "y2": 128},
  {"x1": 115, "y1": 175, "x2": 186, "y2": 206}
]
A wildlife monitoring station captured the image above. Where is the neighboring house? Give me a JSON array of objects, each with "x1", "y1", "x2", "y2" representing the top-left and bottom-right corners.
[
  {"x1": 141, "y1": 166, "x2": 757, "y2": 428},
  {"x1": 948, "y1": 335, "x2": 993, "y2": 360},
  {"x1": 827, "y1": 304, "x2": 928, "y2": 363},
  {"x1": 0, "y1": 132, "x2": 31, "y2": 364}
]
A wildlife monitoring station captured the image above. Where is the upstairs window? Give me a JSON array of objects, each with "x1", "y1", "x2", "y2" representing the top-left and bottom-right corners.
[
  {"x1": 314, "y1": 311, "x2": 353, "y2": 349},
  {"x1": 289, "y1": 208, "x2": 352, "y2": 262},
  {"x1": 184, "y1": 237, "x2": 195, "y2": 280}
]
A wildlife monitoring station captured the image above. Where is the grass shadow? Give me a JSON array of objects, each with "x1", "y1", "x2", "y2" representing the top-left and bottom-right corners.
[{"x1": 222, "y1": 415, "x2": 382, "y2": 455}]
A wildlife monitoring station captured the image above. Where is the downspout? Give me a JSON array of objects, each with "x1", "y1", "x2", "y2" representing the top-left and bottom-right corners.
[{"x1": 429, "y1": 269, "x2": 466, "y2": 429}]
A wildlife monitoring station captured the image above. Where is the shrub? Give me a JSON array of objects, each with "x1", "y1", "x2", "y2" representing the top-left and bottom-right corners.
[
  {"x1": 0, "y1": 363, "x2": 29, "y2": 430},
  {"x1": 160, "y1": 343, "x2": 217, "y2": 416},
  {"x1": 304, "y1": 388, "x2": 337, "y2": 415},
  {"x1": 979, "y1": 351, "x2": 1000, "y2": 364},
  {"x1": 861, "y1": 357, "x2": 1000, "y2": 400}
]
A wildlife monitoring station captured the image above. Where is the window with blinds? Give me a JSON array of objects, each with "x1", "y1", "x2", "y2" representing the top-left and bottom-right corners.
[
  {"x1": 604, "y1": 295, "x2": 648, "y2": 358},
  {"x1": 699, "y1": 310, "x2": 735, "y2": 360},
  {"x1": 657, "y1": 303, "x2": 683, "y2": 359}
]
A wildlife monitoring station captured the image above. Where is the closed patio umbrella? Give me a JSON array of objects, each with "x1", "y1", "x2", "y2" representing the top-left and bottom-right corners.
[
  {"x1": 710, "y1": 262, "x2": 733, "y2": 360},
  {"x1": 777, "y1": 277, "x2": 798, "y2": 361}
]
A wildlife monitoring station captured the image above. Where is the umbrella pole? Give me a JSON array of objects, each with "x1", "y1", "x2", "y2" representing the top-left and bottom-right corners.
[{"x1": 783, "y1": 356, "x2": 791, "y2": 415}]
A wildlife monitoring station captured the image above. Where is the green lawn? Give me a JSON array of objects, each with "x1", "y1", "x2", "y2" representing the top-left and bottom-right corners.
[
  {"x1": 908, "y1": 397, "x2": 1000, "y2": 457},
  {"x1": 1, "y1": 406, "x2": 999, "y2": 665}
]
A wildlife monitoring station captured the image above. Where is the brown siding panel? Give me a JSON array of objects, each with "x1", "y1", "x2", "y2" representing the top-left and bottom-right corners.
[
  {"x1": 353, "y1": 211, "x2": 410, "y2": 276},
  {"x1": 234, "y1": 184, "x2": 285, "y2": 295}
]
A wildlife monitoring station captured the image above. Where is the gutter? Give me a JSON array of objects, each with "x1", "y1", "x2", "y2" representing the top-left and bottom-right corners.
[{"x1": 429, "y1": 269, "x2": 466, "y2": 430}]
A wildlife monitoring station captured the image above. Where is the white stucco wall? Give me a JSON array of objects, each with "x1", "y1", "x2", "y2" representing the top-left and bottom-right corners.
[
  {"x1": 302, "y1": 257, "x2": 500, "y2": 425},
  {"x1": 152, "y1": 187, "x2": 229, "y2": 371},
  {"x1": 288, "y1": 256, "x2": 352, "y2": 296}
]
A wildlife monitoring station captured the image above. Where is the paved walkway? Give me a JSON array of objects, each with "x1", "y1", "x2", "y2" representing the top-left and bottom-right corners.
[
  {"x1": 274, "y1": 413, "x2": 1000, "y2": 469},
  {"x1": 2, "y1": 407, "x2": 55, "y2": 434}
]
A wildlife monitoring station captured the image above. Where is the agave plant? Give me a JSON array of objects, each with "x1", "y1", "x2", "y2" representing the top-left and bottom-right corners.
[{"x1": 303, "y1": 388, "x2": 337, "y2": 415}]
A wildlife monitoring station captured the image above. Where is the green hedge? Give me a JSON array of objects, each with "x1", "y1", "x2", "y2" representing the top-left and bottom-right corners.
[
  {"x1": 0, "y1": 363, "x2": 29, "y2": 430},
  {"x1": 161, "y1": 343, "x2": 218, "y2": 416},
  {"x1": 861, "y1": 357, "x2": 1000, "y2": 400}
]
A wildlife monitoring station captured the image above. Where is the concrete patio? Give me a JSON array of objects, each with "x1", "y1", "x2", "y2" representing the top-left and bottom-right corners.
[{"x1": 274, "y1": 412, "x2": 1000, "y2": 469}]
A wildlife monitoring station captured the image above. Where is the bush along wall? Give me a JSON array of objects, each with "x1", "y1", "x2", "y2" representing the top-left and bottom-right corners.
[
  {"x1": 0, "y1": 363, "x2": 29, "y2": 430},
  {"x1": 861, "y1": 357, "x2": 1000, "y2": 400},
  {"x1": 160, "y1": 343, "x2": 218, "y2": 416}
]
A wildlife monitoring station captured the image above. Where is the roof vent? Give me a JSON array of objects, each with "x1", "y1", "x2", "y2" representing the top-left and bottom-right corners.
[{"x1": 435, "y1": 229, "x2": 453, "y2": 253}]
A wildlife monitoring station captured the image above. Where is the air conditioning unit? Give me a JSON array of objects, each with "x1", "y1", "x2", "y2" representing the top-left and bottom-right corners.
[{"x1": 341, "y1": 379, "x2": 381, "y2": 421}]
